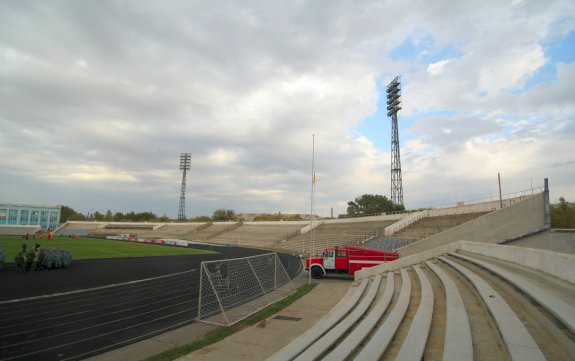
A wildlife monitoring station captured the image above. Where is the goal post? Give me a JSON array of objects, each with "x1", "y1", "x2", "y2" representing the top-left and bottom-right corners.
[{"x1": 197, "y1": 252, "x2": 296, "y2": 326}]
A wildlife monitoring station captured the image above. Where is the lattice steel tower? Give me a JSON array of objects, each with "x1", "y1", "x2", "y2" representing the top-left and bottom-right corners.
[
  {"x1": 178, "y1": 153, "x2": 191, "y2": 221},
  {"x1": 386, "y1": 76, "x2": 404, "y2": 206}
]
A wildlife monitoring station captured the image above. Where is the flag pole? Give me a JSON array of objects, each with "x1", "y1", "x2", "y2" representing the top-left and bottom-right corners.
[{"x1": 309, "y1": 134, "x2": 315, "y2": 285}]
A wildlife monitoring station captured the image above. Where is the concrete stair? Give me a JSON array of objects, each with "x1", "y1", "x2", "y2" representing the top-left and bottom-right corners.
[
  {"x1": 269, "y1": 244, "x2": 575, "y2": 361},
  {"x1": 282, "y1": 220, "x2": 397, "y2": 255},
  {"x1": 208, "y1": 223, "x2": 306, "y2": 249},
  {"x1": 393, "y1": 212, "x2": 490, "y2": 240},
  {"x1": 362, "y1": 236, "x2": 417, "y2": 252}
]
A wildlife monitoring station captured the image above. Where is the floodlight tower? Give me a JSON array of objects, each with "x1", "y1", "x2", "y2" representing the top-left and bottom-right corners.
[
  {"x1": 387, "y1": 76, "x2": 404, "y2": 206},
  {"x1": 178, "y1": 153, "x2": 191, "y2": 222}
]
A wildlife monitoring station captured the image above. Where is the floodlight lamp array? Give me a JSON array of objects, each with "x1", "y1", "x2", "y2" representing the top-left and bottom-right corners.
[
  {"x1": 180, "y1": 153, "x2": 191, "y2": 171},
  {"x1": 386, "y1": 76, "x2": 402, "y2": 117}
]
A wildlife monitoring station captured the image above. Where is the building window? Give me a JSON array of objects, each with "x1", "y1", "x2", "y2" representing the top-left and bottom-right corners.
[
  {"x1": 30, "y1": 211, "x2": 39, "y2": 224},
  {"x1": 20, "y1": 210, "x2": 29, "y2": 224},
  {"x1": 8, "y1": 209, "x2": 18, "y2": 224},
  {"x1": 40, "y1": 211, "x2": 49, "y2": 228},
  {"x1": 0, "y1": 208, "x2": 6, "y2": 224}
]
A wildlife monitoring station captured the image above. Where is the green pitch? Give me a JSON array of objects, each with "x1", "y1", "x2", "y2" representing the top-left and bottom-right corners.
[{"x1": 0, "y1": 236, "x2": 216, "y2": 262}]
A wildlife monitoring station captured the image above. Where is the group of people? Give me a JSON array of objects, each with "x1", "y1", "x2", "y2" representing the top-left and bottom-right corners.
[
  {"x1": 14, "y1": 243, "x2": 42, "y2": 273},
  {"x1": 13, "y1": 242, "x2": 72, "y2": 273},
  {"x1": 22, "y1": 232, "x2": 57, "y2": 240}
]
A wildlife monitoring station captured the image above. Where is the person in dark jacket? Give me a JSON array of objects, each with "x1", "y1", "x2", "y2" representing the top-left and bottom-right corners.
[
  {"x1": 25, "y1": 250, "x2": 35, "y2": 272},
  {"x1": 35, "y1": 249, "x2": 45, "y2": 271},
  {"x1": 15, "y1": 252, "x2": 25, "y2": 273}
]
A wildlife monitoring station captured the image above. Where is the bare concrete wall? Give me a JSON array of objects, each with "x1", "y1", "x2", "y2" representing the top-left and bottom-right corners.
[
  {"x1": 397, "y1": 192, "x2": 546, "y2": 257},
  {"x1": 510, "y1": 230, "x2": 575, "y2": 254},
  {"x1": 357, "y1": 240, "x2": 575, "y2": 284}
]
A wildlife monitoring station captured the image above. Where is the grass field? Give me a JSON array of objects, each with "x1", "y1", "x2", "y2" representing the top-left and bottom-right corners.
[{"x1": 0, "y1": 236, "x2": 216, "y2": 262}]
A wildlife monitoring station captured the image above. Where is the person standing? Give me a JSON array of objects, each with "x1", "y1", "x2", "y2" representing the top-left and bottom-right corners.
[
  {"x1": 0, "y1": 249, "x2": 5, "y2": 271},
  {"x1": 25, "y1": 250, "x2": 35, "y2": 272},
  {"x1": 35, "y1": 249, "x2": 45, "y2": 271},
  {"x1": 15, "y1": 252, "x2": 25, "y2": 273}
]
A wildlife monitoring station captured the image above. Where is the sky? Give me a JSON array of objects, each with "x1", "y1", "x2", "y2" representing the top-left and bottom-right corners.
[{"x1": 1, "y1": 0, "x2": 574, "y2": 218}]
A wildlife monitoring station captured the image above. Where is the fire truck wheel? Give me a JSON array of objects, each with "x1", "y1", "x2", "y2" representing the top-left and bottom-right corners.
[{"x1": 311, "y1": 266, "x2": 323, "y2": 279}]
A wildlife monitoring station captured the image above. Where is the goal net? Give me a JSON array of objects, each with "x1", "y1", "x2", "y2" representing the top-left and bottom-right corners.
[{"x1": 197, "y1": 252, "x2": 295, "y2": 326}]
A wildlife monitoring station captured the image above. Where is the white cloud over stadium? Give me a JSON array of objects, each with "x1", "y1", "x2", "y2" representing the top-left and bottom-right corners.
[{"x1": 0, "y1": 0, "x2": 574, "y2": 217}]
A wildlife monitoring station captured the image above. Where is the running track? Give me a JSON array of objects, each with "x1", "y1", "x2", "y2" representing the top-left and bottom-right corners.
[{"x1": 0, "y1": 244, "x2": 301, "y2": 361}]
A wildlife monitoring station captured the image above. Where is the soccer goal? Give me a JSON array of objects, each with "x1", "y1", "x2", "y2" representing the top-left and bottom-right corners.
[{"x1": 197, "y1": 252, "x2": 295, "y2": 326}]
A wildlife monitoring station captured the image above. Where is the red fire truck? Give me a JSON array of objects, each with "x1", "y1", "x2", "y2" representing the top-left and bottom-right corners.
[{"x1": 305, "y1": 245, "x2": 399, "y2": 279}]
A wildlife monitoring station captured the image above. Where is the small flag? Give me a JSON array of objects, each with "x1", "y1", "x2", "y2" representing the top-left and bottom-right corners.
[{"x1": 312, "y1": 173, "x2": 316, "y2": 184}]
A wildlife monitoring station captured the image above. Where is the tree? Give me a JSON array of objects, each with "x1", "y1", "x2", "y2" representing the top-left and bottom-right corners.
[
  {"x1": 59, "y1": 205, "x2": 86, "y2": 222},
  {"x1": 551, "y1": 197, "x2": 575, "y2": 228},
  {"x1": 190, "y1": 216, "x2": 212, "y2": 222},
  {"x1": 212, "y1": 209, "x2": 236, "y2": 221},
  {"x1": 346, "y1": 194, "x2": 404, "y2": 217},
  {"x1": 254, "y1": 213, "x2": 304, "y2": 221},
  {"x1": 155, "y1": 214, "x2": 171, "y2": 222},
  {"x1": 113, "y1": 212, "x2": 124, "y2": 222}
]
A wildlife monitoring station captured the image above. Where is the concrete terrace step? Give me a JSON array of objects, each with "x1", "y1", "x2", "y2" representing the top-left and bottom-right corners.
[
  {"x1": 266, "y1": 242, "x2": 575, "y2": 361},
  {"x1": 267, "y1": 278, "x2": 369, "y2": 361},
  {"x1": 395, "y1": 265, "x2": 434, "y2": 361},
  {"x1": 438, "y1": 256, "x2": 547, "y2": 361},
  {"x1": 293, "y1": 275, "x2": 382, "y2": 360},
  {"x1": 448, "y1": 251, "x2": 575, "y2": 334},
  {"x1": 425, "y1": 260, "x2": 473, "y2": 361},
  {"x1": 322, "y1": 272, "x2": 395, "y2": 361},
  {"x1": 354, "y1": 268, "x2": 412, "y2": 361}
]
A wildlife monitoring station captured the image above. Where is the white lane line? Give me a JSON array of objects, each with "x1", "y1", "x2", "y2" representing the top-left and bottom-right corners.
[
  {"x1": 60, "y1": 317, "x2": 196, "y2": 361},
  {"x1": 0, "y1": 268, "x2": 197, "y2": 305},
  {"x1": 1, "y1": 308, "x2": 197, "y2": 361},
  {"x1": 1, "y1": 299, "x2": 195, "y2": 349},
  {"x1": 3, "y1": 291, "x2": 198, "y2": 336},
  {"x1": 1, "y1": 274, "x2": 195, "y2": 316}
]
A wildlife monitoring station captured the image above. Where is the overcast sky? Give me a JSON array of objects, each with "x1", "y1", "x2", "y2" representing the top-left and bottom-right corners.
[{"x1": 1, "y1": 0, "x2": 574, "y2": 218}]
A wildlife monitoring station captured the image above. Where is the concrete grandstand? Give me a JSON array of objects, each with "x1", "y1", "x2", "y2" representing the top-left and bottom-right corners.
[
  {"x1": 268, "y1": 241, "x2": 575, "y2": 361},
  {"x1": 55, "y1": 189, "x2": 552, "y2": 257}
]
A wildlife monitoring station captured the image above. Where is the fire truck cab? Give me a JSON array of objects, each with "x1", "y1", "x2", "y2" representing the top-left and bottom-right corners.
[{"x1": 305, "y1": 245, "x2": 399, "y2": 279}]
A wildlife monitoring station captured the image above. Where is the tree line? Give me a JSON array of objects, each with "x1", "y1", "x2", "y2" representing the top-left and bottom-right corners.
[
  {"x1": 59, "y1": 206, "x2": 170, "y2": 223},
  {"x1": 59, "y1": 193, "x2": 405, "y2": 224},
  {"x1": 344, "y1": 194, "x2": 405, "y2": 217}
]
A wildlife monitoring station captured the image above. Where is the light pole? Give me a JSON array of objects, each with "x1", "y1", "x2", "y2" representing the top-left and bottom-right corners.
[
  {"x1": 387, "y1": 76, "x2": 404, "y2": 207},
  {"x1": 178, "y1": 153, "x2": 191, "y2": 222}
]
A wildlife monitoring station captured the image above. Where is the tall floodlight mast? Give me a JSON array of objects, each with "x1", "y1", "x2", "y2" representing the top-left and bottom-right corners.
[
  {"x1": 387, "y1": 76, "x2": 404, "y2": 206},
  {"x1": 178, "y1": 153, "x2": 191, "y2": 222}
]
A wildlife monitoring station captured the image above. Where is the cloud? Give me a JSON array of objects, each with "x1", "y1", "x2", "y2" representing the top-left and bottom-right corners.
[
  {"x1": 0, "y1": 0, "x2": 574, "y2": 217},
  {"x1": 427, "y1": 59, "x2": 455, "y2": 76}
]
